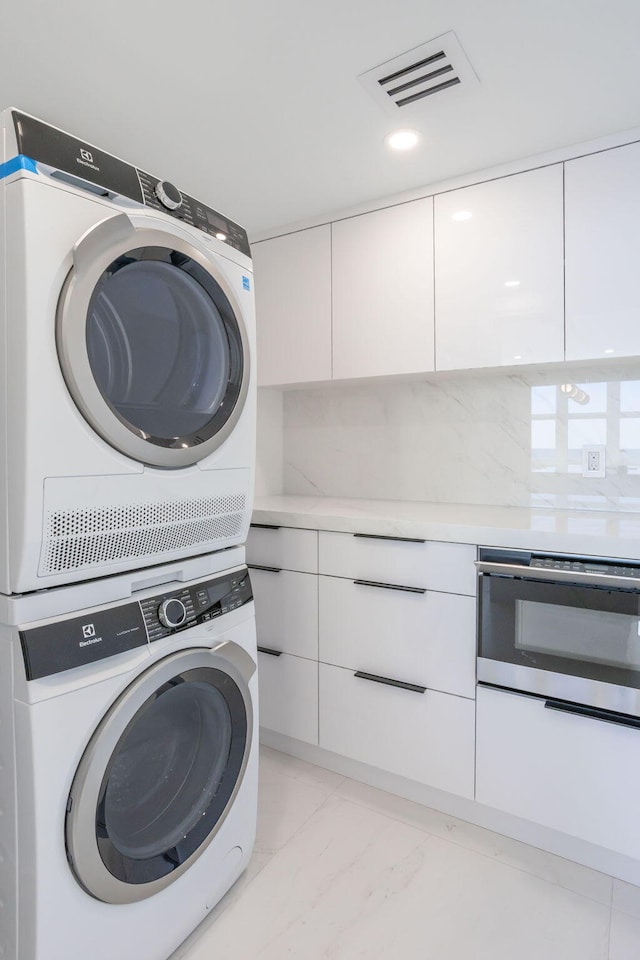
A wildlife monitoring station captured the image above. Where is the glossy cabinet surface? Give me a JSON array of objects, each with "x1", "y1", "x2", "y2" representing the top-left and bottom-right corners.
[
  {"x1": 257, "y1": 652, "x2": 318, "y2": 744},
  {"x1": 318, "y1": 531, "x2": 477, "y2": 595},
  {"x1": 332, "y1": 199, "x2": 434, "y2": 379},
  {"x1": 434, "y1": 165, "x2": 565, "y2": 370},
  {"x1": 252, "y1": 225, "x2": 331, "y2": 385},
  {"x1": 565, "y1": 140, "x2": 640, "y2": 361},
  {"x1": 476, "y1": 685, "x2": 640, "y2": 859},
  {"x1": 250, "y1": 568, "x2": 318, "y2": 660},
  {"x1": 319, "y1": 576, "x2": 475, "y2": 698},
  {"x1": 247, "y1": 525, "x2": 318, "y2": 574},
  {"x1": 320, "y1": 663, "x2": 475, "y2": 797}
]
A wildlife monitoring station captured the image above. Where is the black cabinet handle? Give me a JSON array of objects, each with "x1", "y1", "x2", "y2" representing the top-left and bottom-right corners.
[
  {"x1": 354, "y1": 579, "x2": 426, "y2": 595},
  {"x1": 354, "y1": 670, "x2": 426, "y2": 694},
  {"x1": 251, "y1": 523, "x2": 281, "y2": 530},
  {"x1": 544, "y1": 698, "x2": 640, "y2": 731},
  {"x1": 258, "y1": 646, "x2": 283, "y2": 657},
  {"x1": 353, "y1": 533, "x2": 425, "y2": 544},
  {"x1": 248, "y1": 564, "x2": 282, "y2": 573}
]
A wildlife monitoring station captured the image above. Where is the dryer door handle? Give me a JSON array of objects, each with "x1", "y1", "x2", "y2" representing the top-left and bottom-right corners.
[{"x1": 72, "y1": 213, "x2": 137, "y2": 274}]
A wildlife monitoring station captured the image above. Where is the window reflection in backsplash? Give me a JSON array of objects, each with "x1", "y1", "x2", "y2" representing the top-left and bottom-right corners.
[
  {"x1": 274, "y1": 363, "x2": 640, "y2": 511},
  {"x1": 531, "y1": 374, "x2": 640, "y2": 511}
]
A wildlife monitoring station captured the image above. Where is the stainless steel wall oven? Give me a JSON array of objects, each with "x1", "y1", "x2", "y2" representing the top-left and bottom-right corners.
[{"x1": 477, "y1": 547, "x2": 640, "y2": 720}]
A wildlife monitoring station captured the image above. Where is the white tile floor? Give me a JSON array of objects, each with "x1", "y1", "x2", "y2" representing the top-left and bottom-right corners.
[{"x1": 173, "y1": 746, "x2": 640, "y2": 960}]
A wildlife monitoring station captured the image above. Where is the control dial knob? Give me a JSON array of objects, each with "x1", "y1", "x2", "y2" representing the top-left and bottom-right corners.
[
  {"x1": 158, "y1": 597, "x2": 187, "y2": 629},
  {"x1": 155, "y1": 180, "x2": 182, "y2": 210}
]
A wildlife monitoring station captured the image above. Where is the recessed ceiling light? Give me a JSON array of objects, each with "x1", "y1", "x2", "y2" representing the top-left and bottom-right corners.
[
  {"x1": 452, "y1": 210, "x2": 472, "y2": 221},
  {"x1": 215, "y1": 232, "x2": 227, "y2": 241},
  {"x1": 513, "y1": 355, "x2": 522, "y2": 360},
  {"x1": 604, "y1": 348, "x2": 614, "y2": 354},
  {"x1": 504, "y1": 280, "x2": 520, "y2": 287},
  {"x1": 385, "y1": 129, "x2": 420, "y2": 151}
]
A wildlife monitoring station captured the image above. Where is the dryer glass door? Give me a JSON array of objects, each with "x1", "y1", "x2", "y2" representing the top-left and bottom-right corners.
[
  {"x1": 57, "y1": 217, "x2": 251, "y2": 468},
  {"x1": 66, "y1": 647, "x2": 254, "y2": 903}
]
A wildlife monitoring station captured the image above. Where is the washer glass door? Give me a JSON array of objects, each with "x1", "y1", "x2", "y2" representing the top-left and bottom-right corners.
[
  {"x1": 57, "y1": 216, "x2": 250, "y2": 468},
  {"x1": 66, "y1": 648, "x2": 254, "y2": 903}
]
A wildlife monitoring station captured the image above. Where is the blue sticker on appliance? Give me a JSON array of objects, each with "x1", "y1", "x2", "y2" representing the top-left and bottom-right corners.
[
  {"x1": 242, "y1": 276, "x2": 251, "y2": 291},
  {"x1": 0, "y1": 154, "x2": 38, "y2": 181}
]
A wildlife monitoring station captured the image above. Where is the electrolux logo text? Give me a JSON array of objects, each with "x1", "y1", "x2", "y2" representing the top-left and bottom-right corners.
[
  {"x1": 76, "y1": 147, "x2": 100, "y2": 173},
  {"x1": 79, "y1": 622, "x2": 103, "y2": 647}
]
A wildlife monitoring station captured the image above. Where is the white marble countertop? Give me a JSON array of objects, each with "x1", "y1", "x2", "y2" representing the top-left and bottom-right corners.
[{"x1": 252, "y1": 495, "x2": 640, "y2": 559}]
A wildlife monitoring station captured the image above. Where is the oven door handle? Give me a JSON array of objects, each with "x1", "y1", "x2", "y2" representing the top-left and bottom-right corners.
[
  {"x1": 544, "y1": 698, "x2": 640, "y2": 731},
  {"x1": 475, "y1": 560, "x2": 640, "y2": 591}
]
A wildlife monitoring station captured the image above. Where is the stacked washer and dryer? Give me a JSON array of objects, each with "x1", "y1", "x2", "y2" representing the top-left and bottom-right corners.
[{"x1": 0, "y1": 109, "x2": 258, "y2": 960}]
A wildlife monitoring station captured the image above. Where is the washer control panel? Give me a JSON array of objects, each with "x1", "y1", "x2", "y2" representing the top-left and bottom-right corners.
[{"x1": 140, "y1": 568, "x2": 253, "y2": 643}]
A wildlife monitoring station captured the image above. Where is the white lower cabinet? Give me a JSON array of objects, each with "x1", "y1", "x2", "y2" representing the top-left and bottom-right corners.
[
  {"x1": 319, "y1": 575, "x2": 475, "y2": 698},
  {"x1": 476, "y1": 685, "x2": 640, "y2": 859},
  {"x1": 319, "y1": 663, "x2": 475, "y2": 797},
  {"x1": 257, "y1": 651, "x2": 318, "y2": 744},
  {"x1": 250, "y1": 568, "x2": 318, "y2": 659}
]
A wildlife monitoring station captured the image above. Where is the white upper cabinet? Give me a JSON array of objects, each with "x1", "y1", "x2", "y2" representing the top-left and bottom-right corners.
[
  {"x1": 434, "y1": 165, "x2": 565, "y2": 371},
  {"x1": 565, "y1": 141, "x2": 640, "y2": 361},
  {"x1": 331, "y1": 199, "x2": 435, "y2": 379},
  {"x1": 252, "y1": 225, "x2": 332, "y2": 386}
]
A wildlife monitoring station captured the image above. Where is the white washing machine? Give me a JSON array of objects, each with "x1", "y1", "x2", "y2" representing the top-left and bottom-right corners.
[
  {"x1": 0, "y1": 546, "x2": 258, "y2": 960},
  {"x1": 0, "y1": 108, "x2": 256, "y2": 594}
]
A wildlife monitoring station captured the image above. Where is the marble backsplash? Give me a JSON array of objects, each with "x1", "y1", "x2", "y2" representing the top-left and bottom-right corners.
[{"x1": 274, "y1": 362, "x2": 640, "y2": 511}]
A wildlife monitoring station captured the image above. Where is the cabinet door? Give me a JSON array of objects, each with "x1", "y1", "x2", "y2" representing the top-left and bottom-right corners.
[
  {"x1": 252, "y1": 226, "x2": 331, "y2": 385},
  {"x1": 476, "y1": 685, "x2": 640, "y2": 859},
  {"x1": 258, "y1": 651, "x2": 318, "y2": 744},
  {"x1": 435, "y1": 165, "x2": 564, "y2": 370},
  {"x1": 247, "y1": 525, "x2": 318, "y2": 574},
  {"x1": 320, "y1": 663, "x2": 475, "y2": 797},
  {"x1": 332, "y1": 199, "x2": 434, "y2": 379},
  {"x1": 319, "y1": 576, "x2": 475, "y2": 698},
  {"x1": 319, "y1": 531, "x2": 477, "y2": 595},
  {"x1": 251, "y1": 568, "x2": 318, "y2": 660},
  {"x1": 565, "y1": 141, "x2": 640, "y2": 361}
]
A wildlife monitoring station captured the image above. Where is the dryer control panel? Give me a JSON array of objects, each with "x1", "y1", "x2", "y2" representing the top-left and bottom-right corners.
[
  {"x1": 19, "y1": 568, "x2": 253, "y2": 680},
  {"x1": 11, "y1": 110, "x2": 251, "y2": 257}
]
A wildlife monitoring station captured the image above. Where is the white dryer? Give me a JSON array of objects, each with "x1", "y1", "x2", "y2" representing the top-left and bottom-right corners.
[
  {"x1": 0, "y1": 109, "x2": 256, "y2": 593},
  {"x1": 0, "y1": 547, "x2": 257, "y2": 960}
]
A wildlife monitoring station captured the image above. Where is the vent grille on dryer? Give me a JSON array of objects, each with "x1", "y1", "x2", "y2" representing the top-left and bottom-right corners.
[{"x1": 40, "y1": 493, "x2": 246, "y2": 574}]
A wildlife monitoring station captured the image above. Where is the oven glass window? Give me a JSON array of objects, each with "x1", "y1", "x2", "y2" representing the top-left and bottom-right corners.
[{"x1": 516, "y1": 600, "x2": 640, "y2": 672}]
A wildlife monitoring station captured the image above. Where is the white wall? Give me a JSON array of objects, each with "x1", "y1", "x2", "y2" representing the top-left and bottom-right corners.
[
  {"x1": 255, "y1": 389, "x2": 284, "y2": 497},
  {"x1": 269, "y1": 362, "x2": 640, "y2": 511}
]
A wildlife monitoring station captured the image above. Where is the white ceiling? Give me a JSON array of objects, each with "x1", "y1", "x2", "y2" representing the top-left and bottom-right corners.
[{"x1": 2, "y1": 0, "x2": 640, "y2": 236}]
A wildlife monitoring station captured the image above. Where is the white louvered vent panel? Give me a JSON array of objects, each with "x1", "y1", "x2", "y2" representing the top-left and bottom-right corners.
[
  {"x1": 40, "y1": 493, "x2": 246, "y2": 574},
  {"x1": 358, "y1": 32, "x2": 479, "y2": 114}
]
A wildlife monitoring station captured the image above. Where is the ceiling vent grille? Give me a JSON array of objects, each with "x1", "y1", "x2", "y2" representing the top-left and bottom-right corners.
[{"x1": 358, "y1": 32, "x2": 479, "y2": 114}]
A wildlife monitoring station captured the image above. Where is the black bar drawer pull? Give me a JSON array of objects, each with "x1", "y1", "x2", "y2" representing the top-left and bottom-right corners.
[
  {"x1": 251, "y1": 523, "x2": 281, "y2": 530},
  {"x1": 354, "y1": 670, "x2": 426, "y2": 694},
  {"x1": 258, "y1": 646, "x2": 283, "y2": 657},
  {"x1": 248, "y1": 564, "x2": 282, "y2": 573},
  {"x1": 544, "y1": 698, "x2": 640, "y2": 731},
  {"x1": 354, "y1": 579, "x2": 426, "y2": 595},
  {"x1": 353, "y1": 533, "x2": 426, "y2": 544}
]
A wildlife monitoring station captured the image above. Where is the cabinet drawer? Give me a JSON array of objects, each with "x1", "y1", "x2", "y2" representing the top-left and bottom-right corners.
[
  {"x1": 247, "y1": 525, "x2": 317, "y2": 573},
  {"x1": 251, "y1": 568, "x2": 318, "y2": 660},
  {"x1": 319, "y1": 663, "x2": 475, "y2": 797},
  {"x1": 476, "y1": 685, "x2": 640, "y2": 859},
  {"x1": 258, "y1": 651, "x2": 318, "y2": 744},
  {"x1": 319, "y1": 531, "x2": 476, "y2": 594},
  {"x1": 319, "y1": 576, "x2": 475, "y2": 698}
]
